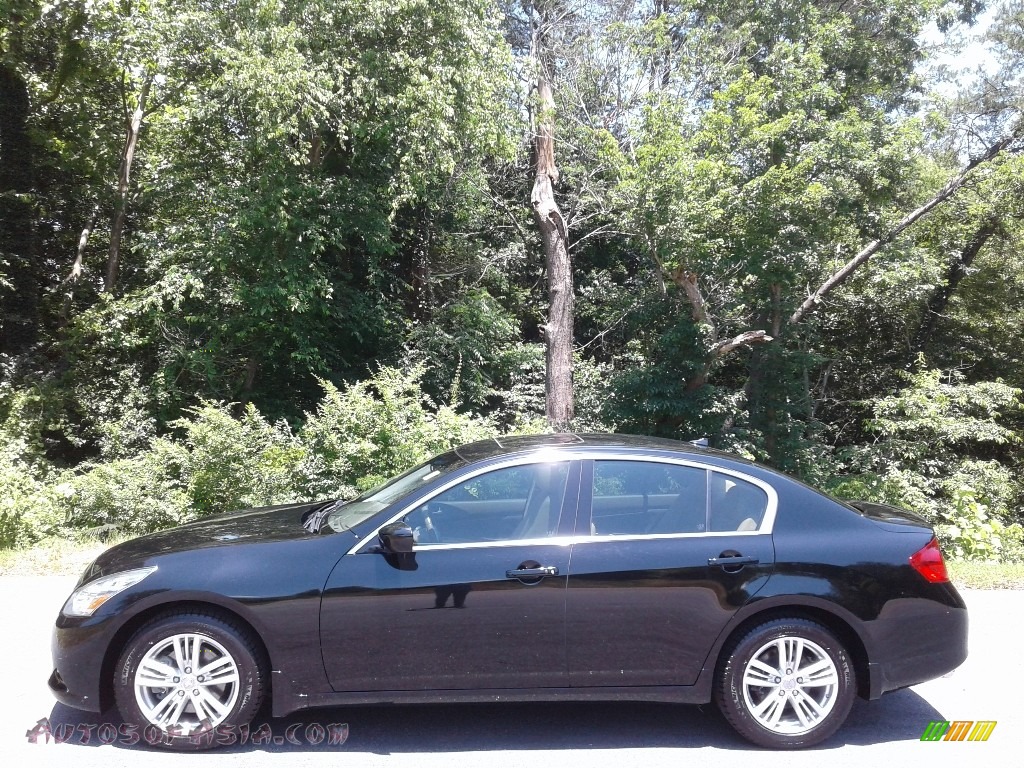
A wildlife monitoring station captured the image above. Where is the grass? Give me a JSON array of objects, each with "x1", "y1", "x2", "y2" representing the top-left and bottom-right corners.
[
  {"x1": 2, "y1": 537, "x2": 1024, "y2": 587},
  {"x1": 948, "y1": 560, "x2": 1024, "y2": 590},
  {"x1": 0, "y1": 535, "x2": 118, "y2": 577}
]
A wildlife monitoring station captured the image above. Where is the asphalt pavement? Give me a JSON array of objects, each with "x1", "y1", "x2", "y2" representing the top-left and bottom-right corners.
[{"x1": 4, "y1": 576, "x2": 1019, "y2": 767}]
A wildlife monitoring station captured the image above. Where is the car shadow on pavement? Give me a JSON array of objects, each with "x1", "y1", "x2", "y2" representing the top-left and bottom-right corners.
[{"x1": 41, "y1": 687, "x2": 944, "y2": 753}]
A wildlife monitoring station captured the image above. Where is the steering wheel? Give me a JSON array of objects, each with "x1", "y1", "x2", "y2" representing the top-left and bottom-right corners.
[{"x1": 410, "y1": 502, "x2": 455, "y2": 545}]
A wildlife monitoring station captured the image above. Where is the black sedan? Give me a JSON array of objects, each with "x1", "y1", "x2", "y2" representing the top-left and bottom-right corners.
[{"x1": 49, "y1": 433, "x2": 967, "y2": 750}]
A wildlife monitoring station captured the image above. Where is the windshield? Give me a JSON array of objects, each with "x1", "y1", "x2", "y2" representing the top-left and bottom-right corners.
[{"x1": 326, "y1": 451, "x2": 467, "y2": 533}]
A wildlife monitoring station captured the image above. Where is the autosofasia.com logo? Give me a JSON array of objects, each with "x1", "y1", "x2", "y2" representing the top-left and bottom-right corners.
[
  {"x1": 920, "y1": 720, "x2": 997, "y2": 742},
  {"x1": 26, "y1": 718, "x2": 349, "y2": 747}
]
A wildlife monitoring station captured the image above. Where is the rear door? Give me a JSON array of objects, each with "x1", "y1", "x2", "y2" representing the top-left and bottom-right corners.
[{"x1": 565, "y1": 458, "x2": 775, "y2": 687}]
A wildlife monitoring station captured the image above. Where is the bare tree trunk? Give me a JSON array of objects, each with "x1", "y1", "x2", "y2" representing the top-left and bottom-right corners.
[
  {"x1": 669, "y1": 269, "x2": 772, "y2": 391},
  {"x1": 241, "y1": 355, "x2": 259, "y2": 402},
  {"x1": 104, "y1": 72, "x2": 153, "y2": 294},
  {"x1": 61, "y1": 202, "x2": 101, "y2": 322},
  {"x1": 529, "y1": 3, "x2": 574, "y2": 430}
]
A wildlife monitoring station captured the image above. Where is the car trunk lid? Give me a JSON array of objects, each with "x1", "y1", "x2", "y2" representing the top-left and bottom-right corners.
[{"x1": 847, "y1": 500, "x2": 934, "y2": 532}]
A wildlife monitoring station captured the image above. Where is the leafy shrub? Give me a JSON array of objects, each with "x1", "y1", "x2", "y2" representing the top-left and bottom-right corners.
[
  {"x1": 53, "y1": 366, "x2": 502, "y2": 539},
  {"x1": 0, "y1": 390, "x2": 62, "y2": 547},
  {"x1": 831, "y1": 365, "x2": 1022, "y2": 561},
  {"x1": 58, "y1": 443, "x2": 191, "y2": 534},
  {"x1": 175, "y1": 403, "x2": 314, "y2": 517},
  {"x1": 0, "y1": 458, "x2": 62, "y2": 548},
  {"x1": 300, "y1": 365, "x2": 499, "y2": 491}
]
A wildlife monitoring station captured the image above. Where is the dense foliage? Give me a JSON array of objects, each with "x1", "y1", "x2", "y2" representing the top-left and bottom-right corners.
[{"x1": 2, "y1": 1, "x2": 1022, "y2": 558}]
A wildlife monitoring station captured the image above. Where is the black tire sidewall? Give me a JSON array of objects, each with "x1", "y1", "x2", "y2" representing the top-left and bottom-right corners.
[
  {"x1": 114, "y1": 613, "x2": 263, "y2": 751},
  {"x1": 716, "y1": 618, "x2": 854, "y2": 749}
]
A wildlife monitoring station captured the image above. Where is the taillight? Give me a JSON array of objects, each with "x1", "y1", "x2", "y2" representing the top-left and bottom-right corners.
[{"x1": 909, "y1": 536, "x2": 949, "y2": 583}]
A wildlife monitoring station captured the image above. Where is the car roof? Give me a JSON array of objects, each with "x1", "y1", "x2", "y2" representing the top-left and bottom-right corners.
[{"x1": 453, "y1": 432, "x2": 752, "y2": 466}]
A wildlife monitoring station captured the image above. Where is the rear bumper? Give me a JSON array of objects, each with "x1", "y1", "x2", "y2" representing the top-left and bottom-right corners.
[{"x1": 863, "y1": 590, "x2": 968, "y2": 699}]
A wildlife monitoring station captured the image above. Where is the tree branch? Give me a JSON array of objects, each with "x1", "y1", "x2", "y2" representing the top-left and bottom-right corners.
[
  {"x1": 709, "y1": 330, "x2": 774, "y2": 358},
  {"x1": 910, "y1": 213, "x2": 1001, "y2": 356},
  {"x1": 790, "y1": 126, "x2": 1022, "y2": 325}
]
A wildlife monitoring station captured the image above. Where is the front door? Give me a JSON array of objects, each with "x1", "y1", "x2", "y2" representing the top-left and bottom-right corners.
[{"x1": 320, "y1": 460, "x2": 579, "y2": 692}]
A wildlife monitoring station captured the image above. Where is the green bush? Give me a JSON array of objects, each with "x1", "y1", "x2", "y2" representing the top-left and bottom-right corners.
[
  {"x1": 300, "y1": 365, "x2": 499, "y2": 491},
  {"x1": 831, "y1": 365, "x2": 1023, "y2": 562},
  {"x1": 51, "y1": 366, "x2": 503, "y2": 539},
  {"x1": 175, "y1": 403, "x2": 313, "y2": 517},
  {"x1": 58, "y1": 443, "x2": 191, "y2": 534},
  {"x1": 0, "y1": 390, "x2": 62, "y2": 547},
  {"x1": 0, "y1": 458, "x2": 62, "y2": 548}
]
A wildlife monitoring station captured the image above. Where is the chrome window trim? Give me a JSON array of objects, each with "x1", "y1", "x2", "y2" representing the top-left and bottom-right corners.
[
  {"x1": 574, "y1": 530, "x2": 771, "y2": 544},
  {"x1": 366, "y1": 529, "x2": 771, "y2": 553},
  {"x1": 346, "y1": 451, "x2": 778, "y2": 556},
  {"x1": 399, "y1": 536, "x2": 578, "y2": 552}
]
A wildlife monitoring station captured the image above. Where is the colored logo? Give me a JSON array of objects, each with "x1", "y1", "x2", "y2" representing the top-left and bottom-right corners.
[{"x1": 921, "y1": 720, "x2": 997, "y2": 742}]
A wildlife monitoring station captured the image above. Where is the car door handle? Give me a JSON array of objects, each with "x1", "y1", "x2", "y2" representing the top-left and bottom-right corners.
[
  {"x1": 708, "y1": 555, "x2": 759, "y2": 567},
  {"x1": 506, "y1": 566, "x2": 559, "y2": 579}
]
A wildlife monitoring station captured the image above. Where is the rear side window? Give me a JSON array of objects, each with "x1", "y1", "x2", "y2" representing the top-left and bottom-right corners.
[
  {"x1": 592, "y1": 461, "x2": 707, "y2": 535},
  {"x1": 709, "y1": 472, "x2": 768, "y2": 532}
]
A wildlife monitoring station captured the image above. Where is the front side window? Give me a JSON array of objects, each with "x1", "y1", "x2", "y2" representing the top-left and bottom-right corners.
[
  {"x1": 405, "y1": 462, "x2": 570, "y2": 545},
  {"x1": 326, "y1": 452, "x2": 467, "y2": 533},
  {"x1": 591, "y1": 461, "x2": 707, "y2": 535}
]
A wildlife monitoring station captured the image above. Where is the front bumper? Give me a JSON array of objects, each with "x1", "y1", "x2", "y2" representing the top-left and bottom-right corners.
[{"x1": 49, "y1": 612, "x2": 118, "y2": 714}]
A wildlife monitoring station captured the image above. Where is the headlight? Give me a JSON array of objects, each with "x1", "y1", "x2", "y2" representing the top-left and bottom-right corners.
[{"x1": 62, "y1": 567, "x2": 157, "y2": 617}]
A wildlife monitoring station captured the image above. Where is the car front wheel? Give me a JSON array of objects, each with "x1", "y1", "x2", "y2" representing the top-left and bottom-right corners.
[
  {"x1": 715, "y1": 618, "x2": 855, "y2": 748},
  {"x1": 113, "y1": 612, "x2": 265, "y2": 750}
]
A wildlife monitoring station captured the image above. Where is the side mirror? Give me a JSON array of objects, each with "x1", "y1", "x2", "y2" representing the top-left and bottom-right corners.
[{"x1": 379, "y1": 522, "x2": 415, "y2": 554}]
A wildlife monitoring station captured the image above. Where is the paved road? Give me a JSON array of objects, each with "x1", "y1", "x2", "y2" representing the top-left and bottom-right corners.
[{"x1": 4, "y1": 576, "x2": 1019, "y2": 767}]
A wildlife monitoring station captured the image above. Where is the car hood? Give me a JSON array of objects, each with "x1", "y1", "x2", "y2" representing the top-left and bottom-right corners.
[{"x1": 85, "y1": 500, "x2": 331, "y2": 580}]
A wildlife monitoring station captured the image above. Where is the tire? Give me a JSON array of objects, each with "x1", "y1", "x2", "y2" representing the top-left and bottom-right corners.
[
  {"x1": 714, "y1": 618, "x2": 855, "y2": 749},
  {"x1": 113, "y1": 612, "x2": 265, "y2": 751}
]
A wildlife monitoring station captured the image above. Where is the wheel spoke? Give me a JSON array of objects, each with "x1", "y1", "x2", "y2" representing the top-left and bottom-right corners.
[
  {"x1": 136, "y1": 657, "x2": 177, "y2": 687},
  {"x1": 751, "y1": 690, "x2": 783, "y2": 718},
  {"x1": 145, "y1": 688, "x2": 183, "y2": 726},
  {"x1": 173, "y1": 635, "x2": 190, "y2": 672},
  {"x1": 190, "y1": 635, "x2": 202, "y2": 671},
  {"x1": 188, "y1": 689, "x2": 211, "y2": 723},
  {"x1": 775, "y1": 637, "x2": 803, "y2": 672},
  {"x1": 791, "y1": 695, "x2": 812, "y2": 728},
  {"x1": 790, "y1": 638, "x2": 805, "y2": 671},
  {"x1": 764, "y1": 696, "x2": 787, "y2": 729},
  {"x1": 745, "y1": 658, "x2": 781, "y2": 685},
  {"x1": 197, "y1": 655, "x2": 238, "y2": 685},
  {"x1": 799, "y1": 658, "x2": 838, "y2": 686},
  {"x1": 797, "y1": 690, "x2": 825, "y2": 717},
  {"x1": 774, "y1": 639, "x2": 787, "y2": 670},
  {"x1": 194, "y1": 685, "x2": 231, "y2": 718},
  {"x1": 792, "y1": 692, "x2": 824, "y2": 727},
  {"x1": 167, "y1": 692, "x2": 189, "y2": 726},
  {"x1": 749, "y1": 655, "x2": 778, "y2": 679}
]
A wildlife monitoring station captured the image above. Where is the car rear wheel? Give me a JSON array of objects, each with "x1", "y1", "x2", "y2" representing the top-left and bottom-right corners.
[
  {"x1": 113, "y1": 612, "x2": 265, "y2": 750},
  {"x1": 715, "y1": 618, "x2": 855, "y2": 748}
]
